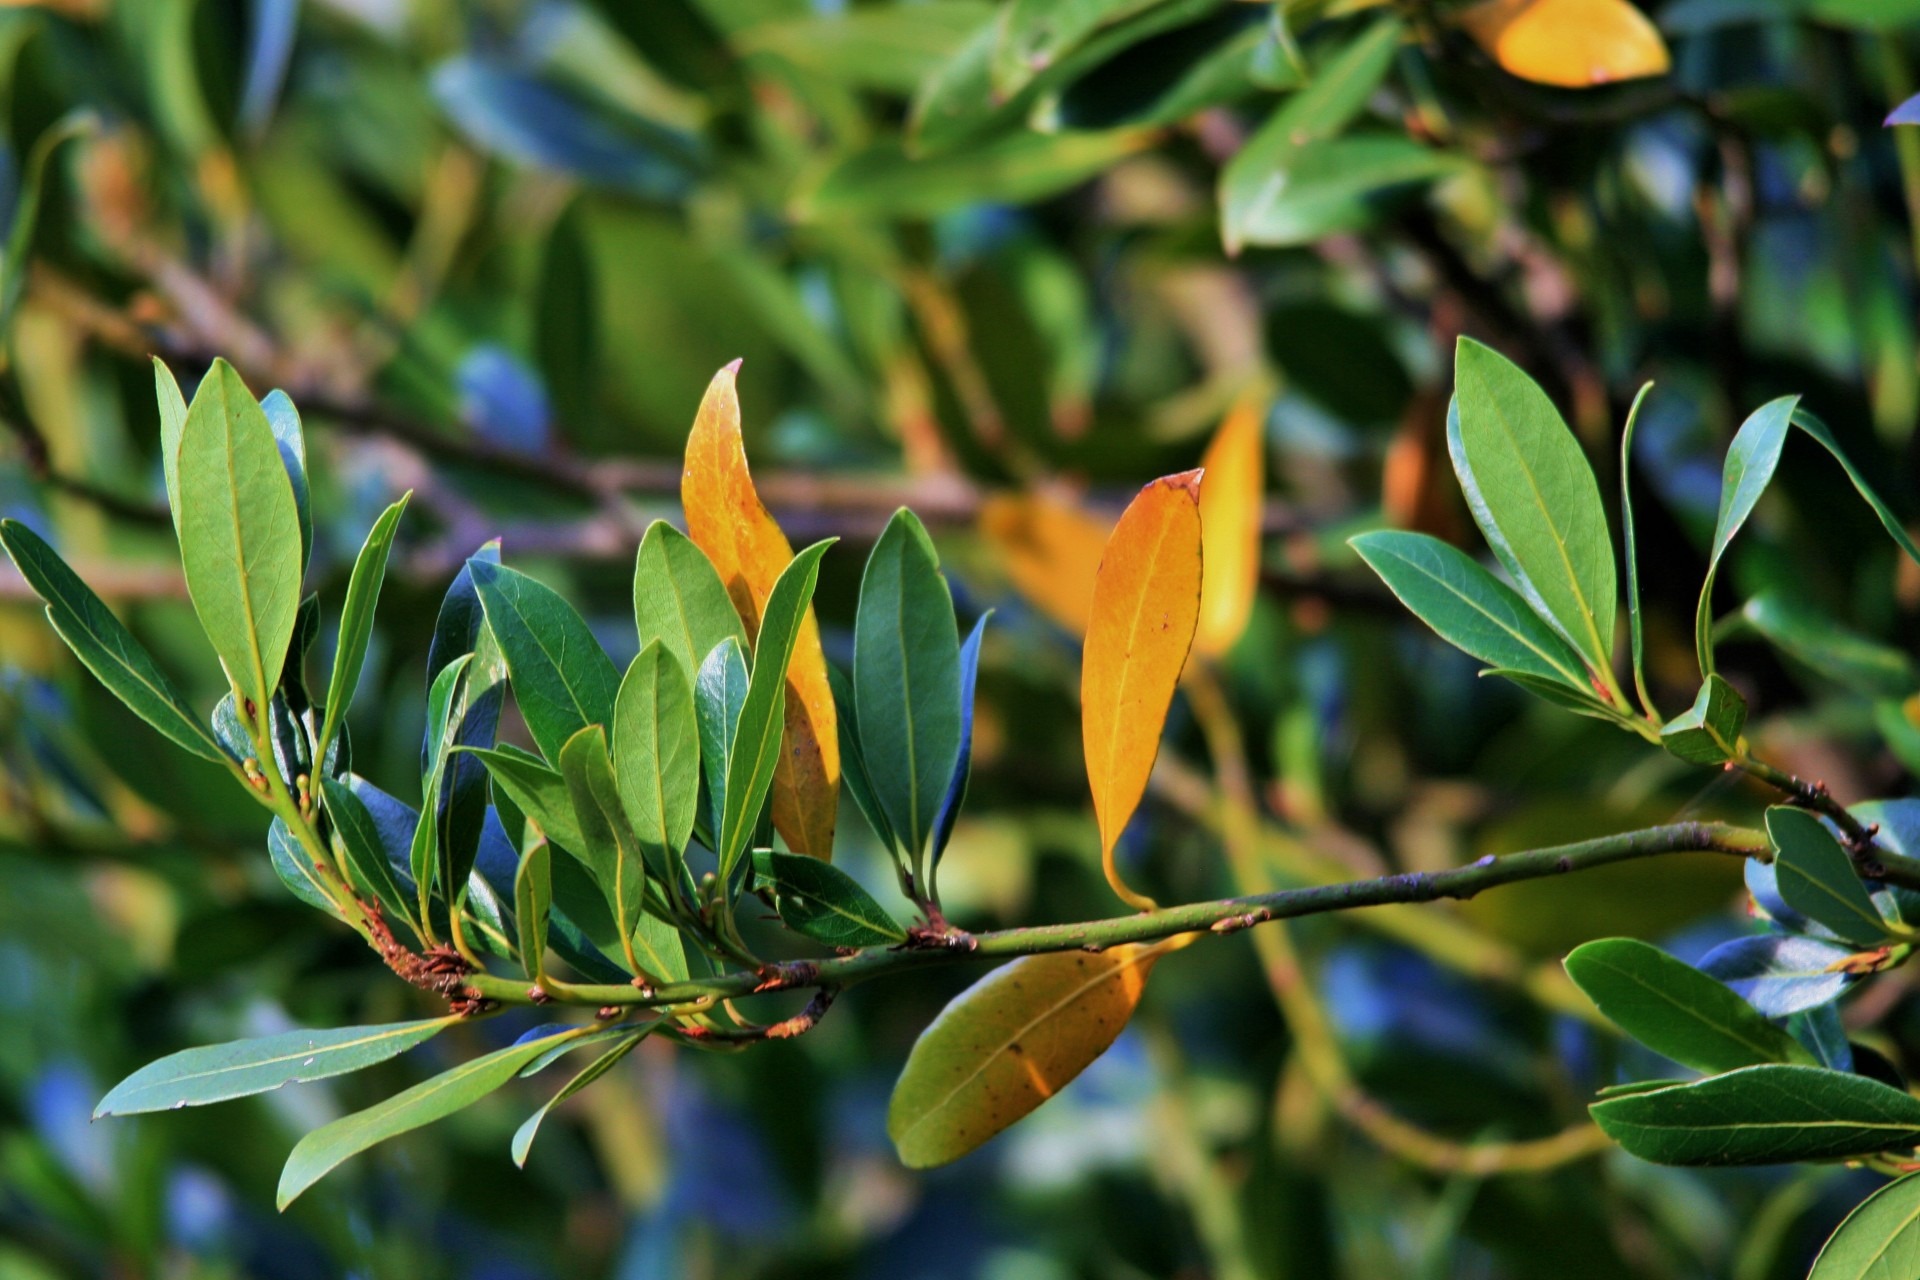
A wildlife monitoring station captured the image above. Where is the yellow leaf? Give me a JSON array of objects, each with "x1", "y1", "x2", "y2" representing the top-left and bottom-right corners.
[
  {"x1": 680, "y1": 362, "x2": 840, "y2": 858},
  {"x1": 978, "y1": 491, "x2": 1112, "y2": 636},
  {"x1": 887, "y1": 944, "x2": 1163, "y2": 1168},
  {"x1": 1083, "y1": 470, "x2": 1204, "y2": 911},
  {"x1": 1457, "y1": 0, "x2": 1670, "y2": 89},
  {"x1": 1194, "y1": 394, "x2": 1266, "y2": 659}
]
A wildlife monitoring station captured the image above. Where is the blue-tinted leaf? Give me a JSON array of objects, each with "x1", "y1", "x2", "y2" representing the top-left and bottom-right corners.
[
  {"x1": 931, "y1": 612, "x2": 990, "y2": 864},
  {"x1": 1698, "y1": 934, "x2": 1859, "y2": 1017},
  {"x1": 260, "y1": 389, "x2": 313, "y2": 575}
]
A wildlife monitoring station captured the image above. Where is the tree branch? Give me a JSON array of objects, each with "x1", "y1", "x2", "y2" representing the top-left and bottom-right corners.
[{"x1": 460, "y1": 820, "x2": 1768, "y2": 1013}]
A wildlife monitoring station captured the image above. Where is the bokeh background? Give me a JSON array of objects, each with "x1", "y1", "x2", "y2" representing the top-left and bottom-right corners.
[{"x1": 3, "y1": 1, "x2": 1920, "y2": 1276}]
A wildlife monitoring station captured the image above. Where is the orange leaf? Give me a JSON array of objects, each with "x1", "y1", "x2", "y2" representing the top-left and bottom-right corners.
[
  {"x1": 680, "y1": 362, "x2": 839, "y2": 858},
  {"x1": 1194, "y1": 394, "x2": 1266, "y2": 660},
  {"x1": 1458, "y1": 0, "x2": 1669, "y2": 89},
  {"x1": 978, "y1": 490, "x2": 1113, "y2": 636},
  {"x1": 1082, "y1": 470, "x2": 1204, "y2": 911},
  {"x1": 887, "y1": 944, "x2": 1163, "y2": 1168}
]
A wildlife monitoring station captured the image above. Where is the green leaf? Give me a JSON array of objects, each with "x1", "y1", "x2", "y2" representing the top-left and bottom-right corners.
[
  {"x1": 753, "y1": 848, "x2": 905, "y2": 947},
  {"x1": 1451, "y1": 339, "x2": 1618, "y2": 682},
  {"x1": 987, "y1": 0, "x2": 1158, "y2": 99},
  {"x1": 1221, "y1": 133, "x2": 1463, "y2": 249},
  {"x1": 96, "y1": 1018, "x2": 454, "y2": 1117},
  {"x1": 321, "y1": 776, "x2": 417, "y2": 935},
  {"x1": 462, "y1": 744, "x2": 585, "y2": 852},
  {"x1": 889, "y1": 945, "x2": 1162, "y2": 1167},
  {"x1": 1589, "y1": 1064, "x2": 1920, "y2": 1166},
  {"x1": 559, "y1": 726, "x2": 650, "y2": 975},
  {"x1": 1791, "y1": 407, "x2": 1920, "y2": 571},
  {"x1": 1350, "y1": 530, "x2": 1590, "y2": 687},
  {"x1": 632, "y1": 521, "x2": 748, "y2": 683},
  {"x1": 1809, "y1": 1170, "x2": 1920, "y2": 1279},
  {"x1": 0, "y1": 111, "x2": 94, "y2": 339},
  {"x1": 827, "y1": 661, "x2": 899, "y2": 854},
  {"x1": 259, "y1": 390, "x2": 313, "y2": 575},
  {"x1": 270, "y1": 818, "x2": 339, "y2": 917},
  {"x1": 515, "y1": 830, "x2": 552, "y2": 983},
  {"x1": 720, "y1": 540, "x2": 834, "y2": 877},
  {"x1": 0, "y1": 519, "x2": 225, "y2": 762},
  {"x1": 176, "y1": 358, "x2": 306, "y2": 722},
  {"x1": 1218, "y1": 16, "x2": 1403, "y2": 254},
  {"x1": 154, "y1": 357, "x2": 189, "y2": 541},
  {"x1": 511, "y1": 1029, "x2": 650, "y2": 1167},
  {"x1": 695, "y1": 638, "x2": 750, "y2": 858},
  {"x1": 612, "y1": 641, "x2": 700, "y2": 870},
  {"x1": 799, "y1": 131, "x2": 1153, "y2": 221},
  {"x1": 855, "y1": 511, "x2": 962, "y2": 863},
  {"x1": 1563, "y1": 938, "x2": 1811, "y2": 1074},
  {"x1": 1769, "y1": 806, "x2": 1893, "y2": 947},
  {"x1": 277, "y1": 1029, "x2": 592, "y2": 1208},
  {"x1": 1741, "y1": 592, "x2": 1916, "y2": 698},
  {"x1": 1620, "y1": 383, "x2": 1657, "y2": 716},
  {"x1": 410, "y1": 655, "x2": 473, "y2": 907},
  {"x1": 1660, "y1": 674, "x2": 1748, "y2": 766},
  {"x1": 470, "y1": 559, "x2": 619, "y2": 761},
  {"x1": 1697, "y1": 396, "x2": 1795, "y2": 678},
  {"x1": 1481, "y1": 669, "x2": 1616, "y2": 720},
  {"x1": 932, "y1": 611, "x2": 991, "y2": 865},
  {"x1": 319, "y1": 494, "x2": 410, "y2": 761}
]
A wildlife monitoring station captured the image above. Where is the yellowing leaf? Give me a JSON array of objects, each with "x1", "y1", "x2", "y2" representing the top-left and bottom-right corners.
[
  {"x1": 681, "y1": 362, "x2": 839, "y2": 858},
  {"x1": 1194, "y1": 394, "x2": 1266, "y2": 659},
  {"x1": 1457, "y1": 0, "x2": 1669, "y2": 89},
  {"x1": 978, "y1": 490, "x2": 1112, "y2": 636},
  {"x1": 888, "y1": 944, "x2": 1163, "y2": 1168},
  {"x1": 1083, "y1": 470, "x2": 1204, "y2": 911}
]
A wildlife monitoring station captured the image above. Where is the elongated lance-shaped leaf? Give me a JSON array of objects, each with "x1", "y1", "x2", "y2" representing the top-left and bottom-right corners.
[
  {"x1": 278, "y1": 1027, "x2": 599, "y2": 1208},
  {"x1": 1218, "y1": 16, "x2": 1401, "y2": 254},
  {"x1": 931, "y1": 612, "x2": 991, "y2": 865},
  {"x1": 1809, "y1": 1168, "x2": 1920, "y2": 1279},
  {"x1": 559, "y1": 726, "x2": 650, "y2": 974},
  {"x1": 695, "y1": 638, "x2": 750, "y2": 857},
  {"x1": 0, "y1": 111, "x2": 94, "y2": 337},
  {"x1": 177, "y1": 358, "x2": 306, "y2": 726},
  {"x1": 680, "y1": 363, "x2": 839, "y2": 856},
  {"x1": 855, "y1": 511, "x2": 961, "y2": 868},
  {"x1": 432, "y1": 627, "x2": 508, "y2": 913},
  {"x1": 1589, "y1": 1064, "x2": 1920, "y2": 1166},
  {"x1": 426, "y1": 540, "x2": 500, "y2": 703},
  {"x1": 612, "y1": 641, "x2": 700, "y2": 885},
  {"x1": 154, "y1": 357, "x2": 189, "y2": 540},
  {"x1": 462, "y1": 744, "x2": 585, "y2": 853},
  {"x1": 632, "y1": 520, "x2": 746, "y2": 681},
  {"x1": 721, "y1": 540, "x2": 834, "y2": 877},
  {"x1": 512, "y1": 1029, "x2": 650, "y2": 1167},
  {"x1": 1451, "y1": 339, "x2": 1618, "y2": 685},
  {"x1": 0, "y1": 519, "x2": 226, "y2": 762},
  {"x1": 1194, "y1": 391, "x2": 1265, "y2": 657},
  {"x1": 409, "y1": 654, "x2": 473, "y2": 913},
  {"x1": 1791, "y1": 407, "x2": 1920, "y2": 570},
  {"x1": 470, "y1": 558, "x2": 619, "y2": 761},
  {"x1": 321, "y1": 776, "x2": 418, "y2": 938},
  {"x1": 1741, "y1": 591, "x2": 1915, "y2": 698},
  {"x1": 753, "y1": 847, "x2": 905, "y2": 947},
  {"x1": 828, "y1": 661, "x2": 898, "y2": 854},
  {"x1": 1563, "y1": 937, "x2": 1812, "y2": 1074},
  {"x1": 259, "y1": 390, "x2": 313, "y2": 575},
  {"x1": 1351, "y1": 530, "x2": 1591, "y2": 688},
  {"x1": 1083, "y1": 471, "x2": 1203, "y2": 911},
  {"x1": 515, "y1": 828, "x2": 552, "y2": 983},
  {"x1": 1619, "y1": 382, "x2": 1657, "y2": 716},
  {"x1": 1768, "y1": 806, "x2": 1894, "y2": 948},
  {"x1": 97, "y1": 1018, "x2": 455, "y2": 1117},
  {"x1": 319, "y1": 494, "x2": 411, "y2": 760},
  {"x1": 1696, "y1": 396, "x2": 1795, "y2": 678},
  {"x1": 889, "y1": 944, "x2": 1163, "y2": 1167}
]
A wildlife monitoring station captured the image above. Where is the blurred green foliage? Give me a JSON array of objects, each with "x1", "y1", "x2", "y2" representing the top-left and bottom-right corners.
[{"x1": 5, "y1": 0, "x2": 1920, "y2": 1277}]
